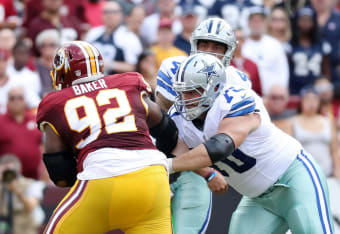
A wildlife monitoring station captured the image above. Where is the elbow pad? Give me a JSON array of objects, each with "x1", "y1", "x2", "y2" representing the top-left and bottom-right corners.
[
  {"x1": 150, "y1": 110, "x2": 178, "y2": 155},
  {"x1": 203, "y1": 133, "x2": 235, "y2": 163},
  {"x1": 43, "y1": 151, "x2": 77, "y2": 187}
]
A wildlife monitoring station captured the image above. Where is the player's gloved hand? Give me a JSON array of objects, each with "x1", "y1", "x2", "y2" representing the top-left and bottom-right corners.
[
  {"x1": 166, "y1": 158, "x2": 175, "y2": 174},
  {"x1": 206, "y1": 169, "x2": 228, "y2": 194}
]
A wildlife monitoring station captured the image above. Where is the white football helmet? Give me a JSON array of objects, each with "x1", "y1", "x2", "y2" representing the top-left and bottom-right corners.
[
  {"x1": 190, "y1": 17, "x2": 237, "y2": 67},
  {"x1": 173, "y1": 53, "x2": 226, "y2": 120}
]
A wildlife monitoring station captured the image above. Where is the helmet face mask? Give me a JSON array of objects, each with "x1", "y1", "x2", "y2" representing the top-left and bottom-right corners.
[
  {"x1": 173, "y1": 53, "x2": 226, "y2": 121},
  {"x1": 190, "y1": 18, "x2": 237, "y2": 66},
  {"x1": 51, "y1": 41, "x2": 104, "y2": 90}
]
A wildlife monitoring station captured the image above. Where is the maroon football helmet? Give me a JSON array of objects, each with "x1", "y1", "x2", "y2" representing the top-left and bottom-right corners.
[{"x1": 51, "y1": 41, "x2": 104, "y2": 90}]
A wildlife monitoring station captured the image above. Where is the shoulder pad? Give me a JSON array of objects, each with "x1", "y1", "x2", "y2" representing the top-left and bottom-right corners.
[
  {"x1": 226, "y1": 66, "x2": 252, "y2": 89},
  {"x1": 36, "y1": 92, "x2": 61, "y2": 133},
  {"x1": 155, "y1": 56, "x2": 187, "y2": 101},
  {"x1": 222, "y1": 86, "x2": 256, "y2": 117},
  {"x1": 107, "y1": 72, "x2": 152, "y2": 93}
]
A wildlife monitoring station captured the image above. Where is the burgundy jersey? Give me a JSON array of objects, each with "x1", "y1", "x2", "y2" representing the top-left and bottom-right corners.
[{"x1": 37, "y1": 72, "x2": 156, "y2": 170}]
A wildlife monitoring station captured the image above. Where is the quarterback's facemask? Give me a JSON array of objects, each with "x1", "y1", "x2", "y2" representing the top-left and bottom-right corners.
[
  {"x1": 173, "y1": 54, "x2": 226, "y2": 121},
  {"x1": 51, "y1": 41, "x2": 104, "y2": 90},
  {"x1": 190, "y1": 17, "x2": 237, "y2": 67}
]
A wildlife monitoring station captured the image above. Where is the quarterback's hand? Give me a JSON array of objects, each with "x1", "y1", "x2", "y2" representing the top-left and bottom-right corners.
[{"x1": 207, "y1": 170, "x2": 228, "y2": 194}]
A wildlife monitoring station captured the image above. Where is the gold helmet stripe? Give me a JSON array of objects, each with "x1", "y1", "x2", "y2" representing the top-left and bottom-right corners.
[{"x1": 79, "y1": 41, "x2": 97, "y2": 75}]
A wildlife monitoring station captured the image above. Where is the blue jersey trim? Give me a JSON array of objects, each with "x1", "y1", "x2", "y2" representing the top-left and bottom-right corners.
[
  {"x1": 198, "y1": 191, "x2": 212, "y2": 234},
  {"x1": 230, "y1": 96, "x2": 255, "y2": 113},
  {"x1": 168, "y1": 106, "x2": 180, "y2": 118},
  {"x1": 157, "y1": 70, "x2": 173, "y2": 86},
  {"x1": 157, "y1": 79, "x2": 177, "y2": 97},
  {"x1": 226, "y1": 103, "x2": 255, "y2": 117}
]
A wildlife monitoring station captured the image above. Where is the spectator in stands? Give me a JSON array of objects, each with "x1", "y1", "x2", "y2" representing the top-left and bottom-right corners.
[
  {"x1": 231, "y1": 28, "x2": 262, "y2": 96},
  {"x1": 140, "y1": 0, "x2": 182, "y2": 47},
  {"x1": 26, "y1": 0, "x2": 82, "y2": 55},
  {"x1": 314, "y1": 76, "x2": 338, "y2": 121},
  {"x1": 311, "y1": 0, "x2": 340, "y2": 98},
  {"x1": 34, "y1": 29, "x2": 60, "y2": 97},
  {"x1": 267, "y1": 5, "x2": 291, "y2": 53},
  {"x1": 175, "y1": 1, "x2": 207, "y2": 23},
  {"x1": 151, "y1": 18, "x2": 187, "y2": 69},
  {"x1": 287, "y1": 6, "x2": 331, "y2": 96},
  {"x1": 0, "y1": 48, "x2": 16, "y2": 114},
  {"x1": 264, "y1": 85, "x2": 295, "y2": 132},
  {"x1": 174, "y1": 4, "x2": 199, "y2": 55},
  {"x1": 0, "y1": 0, "x2": 20, "y2": 29},
  {"x1": 85, "y1": 1, "x2": 134, "y2": 74},
  {"x1": 0, "y1": 28, "x2": 16, "y2": 56},
  {"x1": 0, "y1": 86, "x2": 43, "y2": 179},
  {"x1": 0, "y1": 154, "x2": 45, "y2": 234},
  {"x1": 208, "y1": 0, "x2": 260, "y2": 32},
  {"x1": 136, "y1": 50, "x2": 157, "y2": 97},
  {"x1": 288, "y1": 86, "x2": 340, "y2": 178},
  {"x1": 115, "y1": 4, "x2": 145, "y2": 68},
  {"x1": 7, "y1": 39, "x2": 41, "y2": 107},
  {"x1": 262, "y1": 0, "x2": 284, "y2": 9},
  {"x1": 242, "y1": 6, "x2": 289, "y2": 96}
]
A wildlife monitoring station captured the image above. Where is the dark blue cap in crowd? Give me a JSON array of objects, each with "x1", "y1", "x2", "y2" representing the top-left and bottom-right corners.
[
  {"x1": 248, "y1": 6, "x2": 269, "y2": 19},
  {"x1": 181, "y1": 4, "x2": 200, "y2": 16},
  {"x1": 296, "y1": 7, "x2": 315, "y2": 18},
  {"x1": 299, "y1": 85, "x2": 319, "y2": 97}
]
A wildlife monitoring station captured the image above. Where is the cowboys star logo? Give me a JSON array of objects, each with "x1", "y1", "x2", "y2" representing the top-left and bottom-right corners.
[{"x1": 198, "y1": 61, "x2": 218, "y2": 81}]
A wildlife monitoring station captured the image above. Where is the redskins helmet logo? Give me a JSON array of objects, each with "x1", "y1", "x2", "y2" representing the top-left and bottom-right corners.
[{"x1": 53, "y1": 49, "x2": 66, "y2": 71}]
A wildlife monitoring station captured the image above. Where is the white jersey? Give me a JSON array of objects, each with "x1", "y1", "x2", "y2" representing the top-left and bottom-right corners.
[
  {"x1": 169, "y1": 84, "x2": 302, "y2": 197},
  {"x1": 155, "y1": 56, "x2": 252, "y2": 102}
]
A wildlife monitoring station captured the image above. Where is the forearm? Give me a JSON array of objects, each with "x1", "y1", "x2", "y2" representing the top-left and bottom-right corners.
[
  {"x1": 172, "y1": 144, "x2": 212, "y2": 172},
  {"x1": 194, "y1": 167, "x2": 213, "y2": 178}
]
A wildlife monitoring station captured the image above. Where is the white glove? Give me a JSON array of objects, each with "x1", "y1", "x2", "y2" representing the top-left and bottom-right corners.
[{"x1": 166, "y1": 158, "x2": 174, "y2": 174}]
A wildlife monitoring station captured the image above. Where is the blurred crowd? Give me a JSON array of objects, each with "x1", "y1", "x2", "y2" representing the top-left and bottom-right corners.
[{"x1": 1, "y1": 0, "x2": 340, "y2": 233}]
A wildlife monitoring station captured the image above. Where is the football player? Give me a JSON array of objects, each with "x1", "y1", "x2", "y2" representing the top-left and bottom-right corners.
[
  {"x1": 168, "y1": 53, "x2": 334, "y2": 234},
  {"x1": 155, "y1": 17, "x2": 250, "y2": 234},
  {"x1": 37, "y1": 41, "x2": 180, "y2": 234},
  {"x1": 155, "y1": 17, "x2": 251, "y2": 111}
]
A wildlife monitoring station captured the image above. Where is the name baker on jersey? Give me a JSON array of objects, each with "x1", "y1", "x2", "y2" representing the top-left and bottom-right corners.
[{"x1": 72, "y1": 79, "x2": 108, "y2": 95}]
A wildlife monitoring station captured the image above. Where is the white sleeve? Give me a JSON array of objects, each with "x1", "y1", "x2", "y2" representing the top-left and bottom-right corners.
[
  {"x1": 32, "y1": 71, "x2": 42, "y2": 96},
  {"x1": 122, "y1": 41, "x2": 143, "y2": 65},
  {"x1": 26, "y1": 181, "x2": 46, "y2": 200},
  {"x1": 24, "y1": 87, "x2": 41, "y2": 109},
  {"x1": 218, "y1": 86, "x2": 257, "y2": 118},
  {"x1": 272, "y1": 41, "x2": 289, "y2": 91},
  {"x1": 115, "y1": 27, "x2": 143, "y2": 65},
  {"x1": 84, "y1": 26, "x2": 105, "y2": 43},
  {"x1": 139, "y1": 15, "x2": 158, "y2": 46},
  {"x1": 155, "y1": 56, "x2": 186, "y2": 102},
  {"x1": 226, "y1": 66, "x2": 252, "y2": 89}
]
